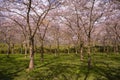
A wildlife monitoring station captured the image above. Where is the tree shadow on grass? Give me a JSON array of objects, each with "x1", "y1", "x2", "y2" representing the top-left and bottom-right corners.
[
  {"x1": 28, "y1": 56, "x2": 94, "y2": 80},
  {"x1": 21, "y1": 54, "x2": 120, "y2": 80},
  {"x1": 28, "y1": 62, "x2": 84, "y2": 80},
  {"x1": 0, "y1": 55, "x2": 28, "y2": 80},
  {"x1": 93, "y1": 62, "x2": 120, "y2": 80}
]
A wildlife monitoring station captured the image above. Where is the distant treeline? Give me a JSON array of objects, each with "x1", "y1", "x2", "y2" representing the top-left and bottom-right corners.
[{"x1": 0, "y1": 44, "x2": 119, "y2": 54}]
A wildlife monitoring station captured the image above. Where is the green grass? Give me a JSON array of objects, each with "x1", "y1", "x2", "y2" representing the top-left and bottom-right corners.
[{"x1": 0, "y1": 53, "x2": 120, "y2": 80}]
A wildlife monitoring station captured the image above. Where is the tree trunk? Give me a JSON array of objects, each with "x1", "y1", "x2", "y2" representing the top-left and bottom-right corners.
[
  {"x1": 80, "y1": 48, "x2": 83, "y2": 60},
  {"x1": 106, "y1": 46, "x2": 109, "y2": 54},
  {"x1": 7, "y1": 43, "x2": 11, "y2": 57},
  {"x1": 57, "y1": 41, "x2": 60, "y2": 55},
  {"x1": 114, "y1": 45, "x2": 116, "y2": 53},
  {"x1": 49, "y1": 45, "x2": 52, "y2": 54},
  {"x1": 75, "y1": 47, "x2": 78, "y2": 54},
  {"x1": 80, "y1": 42, "x2": 84, "y2": 60},
  {"x1": 87, "y1": 38, "x2": 92, "y2": 69},
  {"x1": 20, "y1": 44, "x2": 23, "y2": 54},
  {"x1": 40, "y1": 41, "x2": 44, "y2": 62},
  {"x1": 114, "y1": 39, "x2": 118, "y2": 54},
  {"x1": 54, "y1": 49, "x2": 57, "y2": 56},
  {"x1": 67, "y1": 46, "x2": 70, "y2": 54},
  {"x1": 80, "y1": 47, "x2": 83, "y2": 61},
  {"x1": 115, "y1": 45, "x2": 119, "y2": 54},
  {"x1": 103, "y1": 45, "x2": 106, "y2": 53},
  {"x1": 25, "y1": 43, "x2": 28, "y2": 58},
  {"x1": 28, "y1": 37, "x2": 34, "y2": 70},
  {"x1": 11, "y1": 43, "x2": 14, "y2": 54}
]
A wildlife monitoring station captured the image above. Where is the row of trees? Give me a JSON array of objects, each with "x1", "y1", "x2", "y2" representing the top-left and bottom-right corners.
[{"x1": 0, "y1": 0, "x2": 120, "y2": 70}]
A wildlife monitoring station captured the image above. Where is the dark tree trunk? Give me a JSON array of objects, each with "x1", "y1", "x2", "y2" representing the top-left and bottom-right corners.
[
  {"x1": 103, "y1": 45, "x2": 106, "y2": 53},
  {"x1": 24, "y1": 43, "x2": 28, "y2": 58},
  {"x1": 57, "y1": 40, "x2": 60, "y2": 55},
  {"x1": 87, "y1": 37, "x2": 92, "y2": 69},
  {"x1": 20, "y1": 44, "x2": 23, "y2": 54},
  {"x1": 7, "y1": 43, "x2": 11, "y2": 57},
  {"x1": 114, "y1": 39, "x2": 118, "y2": 54},
  {"x1": 40, "y1": 41, "x2": 44, "y2": 62},
  {"x1": 49, "y1": 45, "x2": 52, "y2": 54},
  {"x1": 106, "y1": 45, "x2": 109, "y2": 54}
]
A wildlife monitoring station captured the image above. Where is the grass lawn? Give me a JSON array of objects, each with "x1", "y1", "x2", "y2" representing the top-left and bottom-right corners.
[{"x1": 0, "y1": 53, "x2": 120, "y2": 80}]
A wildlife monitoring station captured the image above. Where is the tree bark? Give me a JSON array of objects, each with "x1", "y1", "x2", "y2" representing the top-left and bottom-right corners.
[
  {"x1": 67, "y1": 46, "x2": 70, "y2": 54},
  {"x1": 7, "y1": 43, "x2": 11, "y2": 57},
  {"x1": 80, "y1": 43, "x2": 84, "y2": 61},
  {"x1": 87, "y1": 37, "x2": 92, "y2": 69},
  {"x1": 20, "y1": 44, "x2": 23, "y2": 54},
  {"x1": 24, "y1": 43, "x2": 28, "y2": 58},
  {"x1": 28, "y1": 37, "x2": 34, "y2": 70},
  {"x1": 49, "y1": 44, "x2": 52, "y2": 54},
  {"x1": 57, "y1": 39, "x2": 60, "y2": 55},
  {"x1": 11, "y1": 43, "x2": 14, "y2": 54},
  {"x1": 40, "y1": 41, "x2": 44, "y2": 62},
  {"x1": 75, "y1": 48, "x2": 78, "y2": 54}
]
